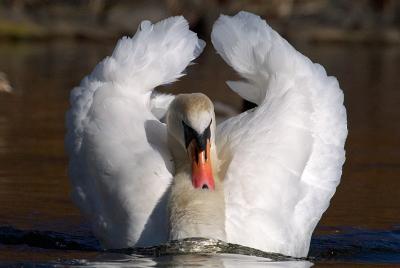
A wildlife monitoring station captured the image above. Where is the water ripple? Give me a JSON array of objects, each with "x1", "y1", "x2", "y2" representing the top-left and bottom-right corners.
[
  {"x1": 310, "y1": 226, "x2": 400, "y2": 263},
  {"x1": 0, "y1": 225, "x2": 400, "y2": 265}
]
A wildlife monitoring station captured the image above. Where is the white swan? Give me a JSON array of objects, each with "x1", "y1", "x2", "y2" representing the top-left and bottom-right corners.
[{"x1": 65, "y1": 12, "x2": 347, "y2": 257}]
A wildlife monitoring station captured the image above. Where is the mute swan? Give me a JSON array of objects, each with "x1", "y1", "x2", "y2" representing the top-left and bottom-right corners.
[{"x1": 66, "y1": 12, "x2": 347, "y2": 257}]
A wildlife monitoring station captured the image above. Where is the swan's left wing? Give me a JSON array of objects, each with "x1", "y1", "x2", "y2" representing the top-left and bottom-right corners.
[
  {"x1": 212, "y1": 12, "x2": 347, "y2": 257},
  {"x1": 66, "y1": 16, "x2": 204, "y2": 248}
]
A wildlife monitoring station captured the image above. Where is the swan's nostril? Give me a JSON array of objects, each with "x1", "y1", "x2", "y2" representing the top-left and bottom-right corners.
[{"x1": 202, "y1": 184, "x2": 209, "y2": 190}]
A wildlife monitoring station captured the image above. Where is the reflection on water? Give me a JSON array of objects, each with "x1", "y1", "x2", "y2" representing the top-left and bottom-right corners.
[
  {"x1": 0, "y1": 39, "x2": 399, "y2": 266},
  {"x1": 79, "y1": 254, "x2": 312, "y2": 268},
  {"x1": 26, "y1": 254, "x2": 311, "y2": 268}
]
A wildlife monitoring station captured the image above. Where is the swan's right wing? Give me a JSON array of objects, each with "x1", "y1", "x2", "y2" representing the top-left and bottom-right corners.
[
  {"x1": 66, "y1": 16, "x2": 204, "y2": 249},
  {"x1": 212, "y1": 12, "x2": 347, "y2": 257}
]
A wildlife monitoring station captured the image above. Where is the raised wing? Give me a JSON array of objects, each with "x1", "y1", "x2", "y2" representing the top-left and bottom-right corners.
[
  {"x1": 65, "y1": 16, "x2": 205, "y2": 249},
  {"x1": 212, "y1": 12, "x2": 347, "y2": 257}
]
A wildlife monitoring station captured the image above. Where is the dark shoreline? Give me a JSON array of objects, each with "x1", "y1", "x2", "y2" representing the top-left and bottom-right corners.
[{"x1": 1, "y1": 0, "x2": 399, "y2": 44}]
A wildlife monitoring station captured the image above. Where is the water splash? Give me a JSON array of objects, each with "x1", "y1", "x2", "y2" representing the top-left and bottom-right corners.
[{"x1": 111, "y1": 237, "x2": 305, "y2": 261}]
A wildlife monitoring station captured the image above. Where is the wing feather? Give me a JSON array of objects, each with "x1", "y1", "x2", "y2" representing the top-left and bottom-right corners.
[
  {"x1": 66, "y1": 16, "x2": 204, "y2": 248},
  {"x1": 212, "y1": 12, "x2": 347, "y2": 257}
]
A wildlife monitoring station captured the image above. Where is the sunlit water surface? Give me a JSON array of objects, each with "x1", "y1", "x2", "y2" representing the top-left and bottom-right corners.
[{"x1": 0, "y1": 40, "x2": 399, "y2": 267}]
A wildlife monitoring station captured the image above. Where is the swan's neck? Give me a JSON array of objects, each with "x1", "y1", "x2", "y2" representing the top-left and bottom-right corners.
[{"x1": 168, "y1": 137, "x2": 226, "y2": 241}]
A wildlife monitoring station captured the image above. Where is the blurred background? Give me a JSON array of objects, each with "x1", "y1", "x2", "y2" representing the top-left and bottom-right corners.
[{"x1": 0, "y1": 0, "x2": 399, "y2": 264}]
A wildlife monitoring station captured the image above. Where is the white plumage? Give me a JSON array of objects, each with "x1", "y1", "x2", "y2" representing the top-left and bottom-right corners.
[
  {"x1": 66, "y1": 11, "x2": 347, "y2": 257},
  {"x1": 66, "y1": 16, "x2": 204, "y2": 248},
  {"x1": 212, "y1": 12, "x2": 347, "y2": 257}
]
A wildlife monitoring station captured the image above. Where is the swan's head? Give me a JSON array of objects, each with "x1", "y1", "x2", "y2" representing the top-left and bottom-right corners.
[{"x1": 167, "y1": 93, "x2": 216, "y2": 191}]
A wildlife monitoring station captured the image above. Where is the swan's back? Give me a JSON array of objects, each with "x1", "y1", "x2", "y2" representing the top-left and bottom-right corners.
[{"x1": 212, "y1": 12, "x2": 347, "y2": 257}]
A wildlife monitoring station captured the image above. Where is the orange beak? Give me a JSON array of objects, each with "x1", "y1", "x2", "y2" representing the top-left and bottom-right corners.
[{"x1": 188, "y1": 139, "x2": 215, "y2": 190}]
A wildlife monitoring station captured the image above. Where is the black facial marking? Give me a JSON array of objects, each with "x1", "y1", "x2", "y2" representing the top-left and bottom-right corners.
[{"x1": 182, "y1": 120, "x2": 212, "y2": 153}]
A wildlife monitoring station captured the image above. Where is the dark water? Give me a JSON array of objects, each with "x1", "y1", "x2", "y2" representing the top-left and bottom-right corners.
[{"x1": 0, "y1": 40, "x2": 399, "y2": 267}]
